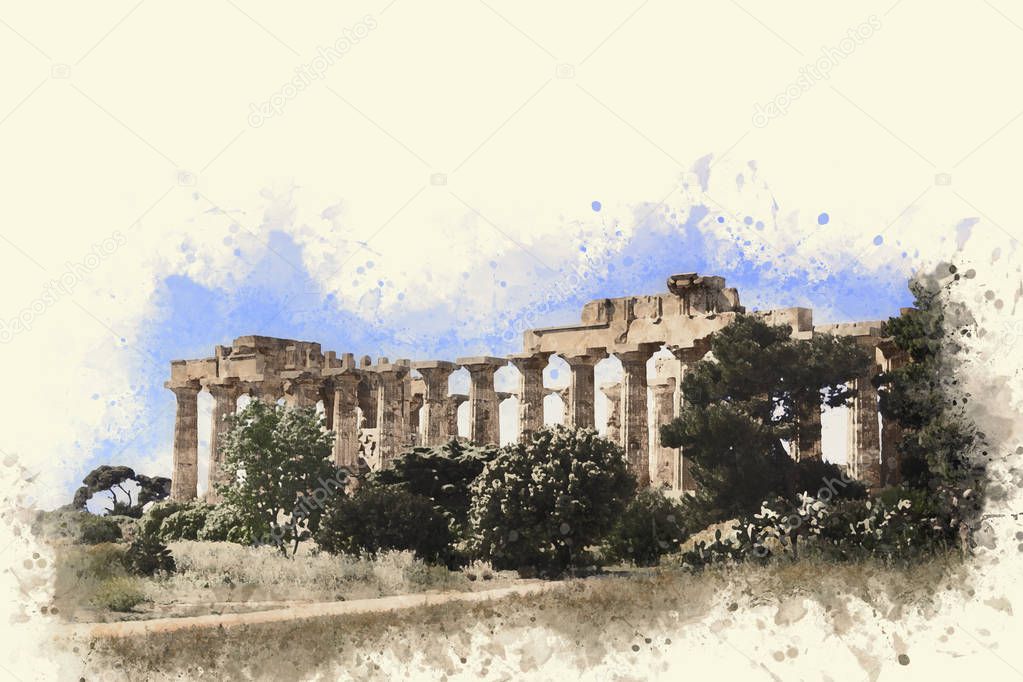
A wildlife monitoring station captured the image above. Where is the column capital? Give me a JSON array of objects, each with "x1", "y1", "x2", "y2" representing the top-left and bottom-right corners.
[
  {"x1": 457, "y1": 356, "x2": 507, "y2": 372},
  {"x1": 412, "y1": 360, "x2": 458, "y2": 373},
  {"x1": 561, "y1": 348, "x2": 609, "y2": 366},
  {"x1": 165, "y1": 380, "x2": 201, "y2": 396},
  {"x1": 667, "y1": 336, "x2": 712, "y2": 364},
  {"x1": 614, "y1": 343, "x2": 661, "y2": 366},
  {"x1": 507, "y1": 351, "x2": 552, "y2": 370},
  {"x1": 324, "y1": 366, "x2": 363, "y2": 386}
]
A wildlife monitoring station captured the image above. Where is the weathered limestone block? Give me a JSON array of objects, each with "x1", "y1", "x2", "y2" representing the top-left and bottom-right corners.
[
  {"x1": 371, "y1": 363, "x2": 410, "y2": 468},
  {"x1": 446, "y1": 393, "x2": 469, "y2": 439},
  {"x1": 205, "y1": 380, "x2": 240, "y2": 503},
  {"x1": 458, "y1": 356, "x2": 505, "y2": 445},
  {"x1": 508, "y1": 352, "x2": 551, "y2": 440},
  {"x1": 326, "y1": 369, "x2": 361, "y2": 469},
  {"x1": 650, "y1": 378, "x2": 677, "y2": 488},
  {"x1": 600, "y1": 382, "x2": 623, "y2": 446},
  {"x1": 281, "y1": 372, "x2": 322, "y2": 408},
  {"x1": 562, "y1": 349, "x2": 608, "y2": 430},
  {"x1": 167, "y1": 381, "x2": 201, "y2": 501},
  {"x1": 847, "y1": 373, "x2": 881, "y2": 488},
  {"x1": 412, "y1": 361, "x2": 457, "y2": 446},
  {"x1": 615, "y1": 343, "x2": 660, "y2": 486}
]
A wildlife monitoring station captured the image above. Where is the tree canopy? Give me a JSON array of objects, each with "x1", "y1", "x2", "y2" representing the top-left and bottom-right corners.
[
  {"x1": 661, "y1": 315, "x2": 869, "y2": 524},
  {"x1": 468, "y1": 426, "x2": 636, "y2": 575},
  {"x1": 217, "y1": 400, "x2": 343, "y2": 555},
  {"x1": 71, "y1": 465, "x2": 171, "y2": 518},
  {"x1": 876, "y1": 265, "x2": 984, "y2": 491}
]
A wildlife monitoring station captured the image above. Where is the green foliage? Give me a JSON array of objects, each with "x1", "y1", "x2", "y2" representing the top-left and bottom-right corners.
[
  {"x1": 371, "y1": 438, "x2": 498, "y2": 530},
  {"x1": 197, "y1": 504, "x2": 254, "y2": 544},
  {"x1": 159, "y1": 504, "x2": 211, "y2": 542},
  {"x1": 605, "y1": 489, "x2": 690, "y2": 566},
  {"x1": 217, "y1": 400, "x2": 344, "y2": 555},
  {"x1": 33, "y1": 510, "x2": 124, "y2": 545},
  {"x1": 661, "y1": 315, "x2": 871, "y2": 523},
  {"x1": 78, "y1": 513, "x2": 124, "y2": 544},
  {"x1": 468, "y1": 426, "x2": 636, "y2": 575},
  {"x1": 877, "y1": 267, "x2": 984, "y2": 491},
  {"x1": 314, "y1": 484, "x2": 452, "y2": 563},
  {"x1": 89, "y1": 577, "x2": 149, "y2": 612},
  {"x1": 125, "y1": 533, "x2": 176, "y2": 576},
  {"x1": 71, "y1": 465, "x2": 171, "y2": 518},
  {"x1": 138, "y1": 501, "x2": 190, "y2": 539}
]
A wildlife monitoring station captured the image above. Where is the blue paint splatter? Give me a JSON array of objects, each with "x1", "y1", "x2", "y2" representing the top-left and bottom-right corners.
[
  {"x1": 591, "y1": 201, "x2": 602, "y2": 212},
  {"x1": 717, "y1": 216, "x2": 725, "y2": 223},
  {"x1": 817, "y1": 212, "x2": 829, "y2": 225},
  {"x1": 873, "y1": 235, "x2": 883, "y2": 245},
  {"x1": 743, "y1": 216, "x2": 753, "y2": 226}
]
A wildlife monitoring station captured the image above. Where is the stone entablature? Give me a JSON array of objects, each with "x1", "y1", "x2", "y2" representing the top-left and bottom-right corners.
[{"x1": 166, "y1": 273, "x2": 905, "y2": 501}]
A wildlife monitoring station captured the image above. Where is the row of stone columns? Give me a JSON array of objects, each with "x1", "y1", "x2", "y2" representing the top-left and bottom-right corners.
[{"x1": 168, "y1": 344, "x2": 707, "y2": 501}]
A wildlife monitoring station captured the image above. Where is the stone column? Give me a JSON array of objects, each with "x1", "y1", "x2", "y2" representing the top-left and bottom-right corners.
[
  {"x1": 458, "y1": 356, "x2": 505, "y2": 445},
  {"x1": 615, "y1": 344, "x2": 659, "y2": 486},
  {"x1": 600, "y1": 383, "x2": 623, "y2": 446},
  {"x1": 649, "y1": 378, "x2": 677, "y2": 488},
  {"x1": 357, "y1": 375, "x2": 378, "y2": 428},
  {"x1": 847, "y1": 373, "x2": 881, "y2": 487},
  {"x1": 205, "y1": 381, "x2": 239, "y2": 503},
  {"x1": 563, "y1": 350, "x2": 607, "y2": 430},
  {"x1": 793, "y1": 401, "x2": 823, "y2": 461},
  {"x1": 372, "y1": 363, "x2": 410, "y2": 468},
  {"x1": 667, "y1": 340, "x2": 710, "y2": 491},
  {"x1": 446, "y1": 394, "x2": 469, "y2": 440},
  {"x1": 329, "y1": 371, "x2": 361, "y2": 469},
  {"x1": 167, "y1": 381, "x2": 201, "y2": 501},
  {"x1": 509, "y1": 352, "x2": 551, "y2": 441},
  {"x1": 412, "y1": 361, "x2": 457, "y2": 446}
]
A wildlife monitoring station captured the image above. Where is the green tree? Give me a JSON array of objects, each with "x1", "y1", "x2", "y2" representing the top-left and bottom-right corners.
[
  {"x1": 468, "y1": 426, "x2": 636, "y2": 575},
  {"x1": 314, "y1": 484, "x2": 452, "y2": 563},
  {"x1": 660, "y1": 315, "x2": 870, "y2": 524},
  {"x1": 876, "y1": 266, "x2": 984, "y2": 492},
  {"x1": 71, "y1": 465, "x2": 171, "y2": 518},
  {"x1": 605, "y1": 489, "x2": 690, "y2": 566},
  {"x1": 371, "y1": 438, "x2": 498, "y2": 530},
  {"x1": 217, "y1": 400, "x2": 343, "y2": 556}
]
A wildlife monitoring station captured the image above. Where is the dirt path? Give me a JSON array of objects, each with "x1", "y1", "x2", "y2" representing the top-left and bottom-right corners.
[{"x1": 60, "y1": 580, "x2": 568, "y2": 639}]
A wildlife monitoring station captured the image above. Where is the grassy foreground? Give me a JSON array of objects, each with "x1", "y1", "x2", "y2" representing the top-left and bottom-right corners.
[
  {"x1": 56, "y1": 554, "x2": 968, "y2": 680},
  {"x1": 53, "y1": 540, "x2": 518, "y2": 622}
]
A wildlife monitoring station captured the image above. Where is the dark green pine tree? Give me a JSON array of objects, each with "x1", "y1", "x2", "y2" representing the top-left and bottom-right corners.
[{"x1": 660, "y1": 315, "x2": 870, "y2": 525}]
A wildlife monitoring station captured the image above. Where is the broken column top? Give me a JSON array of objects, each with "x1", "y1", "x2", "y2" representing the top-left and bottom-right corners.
[{"x1": 456, "y1": 356, "x2": 508, "y2": 367}]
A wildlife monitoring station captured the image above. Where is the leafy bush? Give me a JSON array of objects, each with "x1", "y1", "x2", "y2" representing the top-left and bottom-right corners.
[
  {"x1": 138, "y1": 500, "x2": 191, "y2": 539},
  {"x1": 605, "y1": 490, "x2": 690, "y2": 566},
  {"x1": 372, "y1": 439, "x2": 498, "y2": 529},
  {"x1": 78, "y1": 514, "x2": 124, "y2": 544},
  {"x1": 89, "y1": 577, "x2": 149, "y2": 612},
  {"x1": 125, "y1": 533, "x2": 176, "y2": 576},
  {"x1": 197, "y1": 504, "x2": 254, "y2": 544},
  {"x1": 32, "y1": 510, "x2": 124, "y2": 545},
  {"x1": 468, "y1": 426, "x2": 636, "y2": 575},
  {"x1": 218, "y1": 401, "x2": 342, "y2": 555},
  {"x1": 315, "y1": 484, "x2": 452, "y2": 562},
  {"x1": 159, "y1": 504, "x2": 211, "y2": 542}
]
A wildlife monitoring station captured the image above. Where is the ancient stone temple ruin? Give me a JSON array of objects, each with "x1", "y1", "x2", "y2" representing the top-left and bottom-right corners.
[{"x1": 165, "y1": 273, "x2": 906, "y2": 502}]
